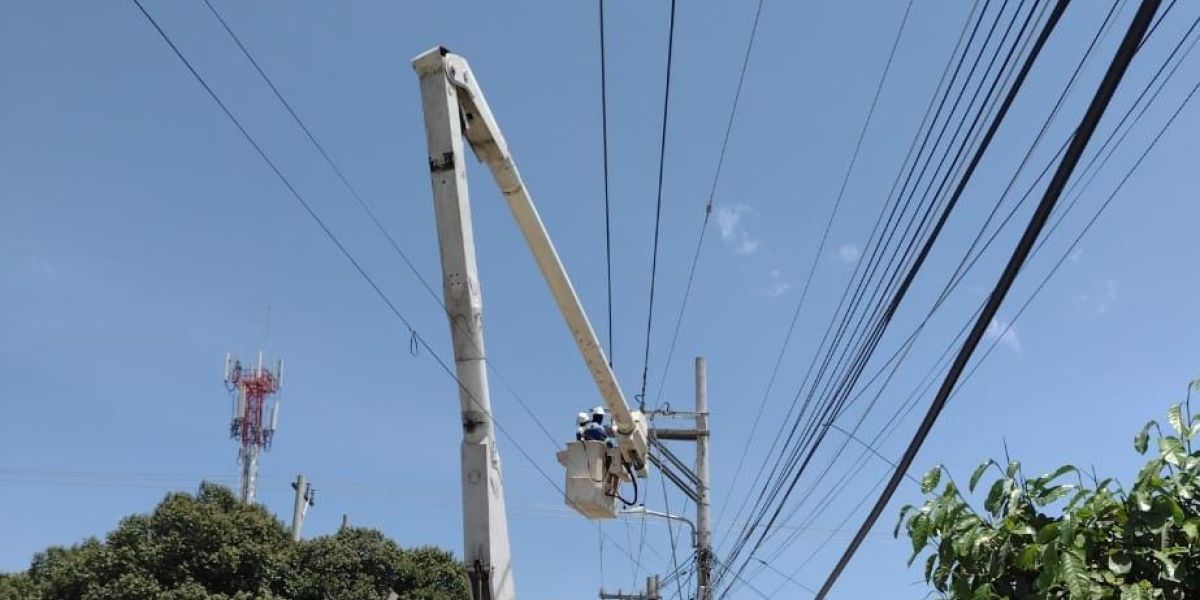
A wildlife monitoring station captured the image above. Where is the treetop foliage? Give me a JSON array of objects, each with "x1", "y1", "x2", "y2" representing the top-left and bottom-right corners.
[
  {"x1": 899, "y1": 387, "x2": 1200, "y2": 599},
  {"x1": 0, "y1": 482, "x2": 469, "y2": 600}
]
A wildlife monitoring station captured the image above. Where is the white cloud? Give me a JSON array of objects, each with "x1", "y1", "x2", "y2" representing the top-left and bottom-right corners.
[
  {"x1": 985, "y1": 318, "x2": 1022, "y2": 355},
  {"x1": 1072, "y1": 278, "x2": 1117, "y2": 315},
  {"x1": 761, "y1": 269, "x2": 790, "y2": 298},
  {"x1": 1096, "y1": 279, "x2": 1117, "y2": 314},
  {"x1": 836, "y1": 243, "x2": 861, "y2": 264},
  {"x1": 715, "y1": 205, "x2": 760, "y2": 255}
]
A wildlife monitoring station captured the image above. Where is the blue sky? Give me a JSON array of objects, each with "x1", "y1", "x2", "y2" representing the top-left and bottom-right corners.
[{"x1": 2, "y1": 1, "x2": 1199, "y2": 598}]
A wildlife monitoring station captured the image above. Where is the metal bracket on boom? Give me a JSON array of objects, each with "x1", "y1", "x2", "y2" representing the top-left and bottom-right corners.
[{"x1": 414, "y1": 46, "x2": 649, "y2": 521}]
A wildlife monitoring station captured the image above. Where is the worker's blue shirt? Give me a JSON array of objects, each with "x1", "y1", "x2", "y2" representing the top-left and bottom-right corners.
[{"x1": 582, "y1": 422, "x2": 608, "y2": 442}]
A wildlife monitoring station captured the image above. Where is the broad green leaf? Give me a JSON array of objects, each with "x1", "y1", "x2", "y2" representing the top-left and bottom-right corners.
[
  {"x1": 1016, "y1": 544, "x2": 1041, "y2": 570},
  {"x1": 969, "y1": 460, "x2": 994, "y2": 493},
  {"x1": 1134, "y1": 421, "x2": 1155, "y2": 454},
  {"x1": 1168, "y1": 404, "x2": 1185, "y2": 436},
  {"x1": 1061, "y1": 549, "x2": 1090, "y2": 598},
  {"x1": 1120, "y1": 581, "x2": 1154, "y2": 600},
  {"x1": 895, "y1": 505, "x2": 915, "y2": 538},
  {"x1": 1183, "y1": 518, "x2": 1200, "y2": 541},
  {"x1": 1037, "y1": 484, "x2": 1074, "y2": 506},
  {"x1": 1134, "y1": 489, "x2": 1152, "y2": 512},
  {"x1": 1152, "y1": 549, "x2": 1179, "y2": 580},
  {"x1": 921, "y1": 467, "x2": 942, "y2": 494},
  {"x1": 1159, "y1": 436, "x2": 1185, "y2": 466},
  {"x1": 1037, "y1": 522, "x2": 1059, "y2": 544},
  {"x1": 984, "y1": 479, "x2": 1006, "y2": 515},
  {"x1": 1109, "y1": 551, "x2": 1132, "y2": 576},
  {"x1": 923, "y1": 552, "x2": 937, "y2": 583},
  {"x1": 1039, "y1": 464, "x2": 1079, "y2": 485},
  {"x1": 1006, "y1": 460, "x2": 1021, "y2": 478}
]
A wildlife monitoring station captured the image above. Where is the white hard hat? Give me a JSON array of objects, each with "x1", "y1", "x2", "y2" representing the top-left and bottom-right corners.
[
  {"x1": 577, "y1": 412, "x2": 589, "y2": 425},
  {"x1": 592, "y1": 406, "x2": 606, "y2": 417}
]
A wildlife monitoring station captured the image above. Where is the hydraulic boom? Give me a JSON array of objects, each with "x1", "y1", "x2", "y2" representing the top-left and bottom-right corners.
[{"x1": 413, "y1": 46, "x2": 650, "y2": 600}]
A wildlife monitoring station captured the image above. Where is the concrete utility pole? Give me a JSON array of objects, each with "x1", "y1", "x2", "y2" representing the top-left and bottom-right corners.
[
  {"x1": 290, "y1": 474, "x2": 313, "y2": 541},
  {"x1": 695, "y1": 357, "x2": 713, "y2": 600},
  {"x1": 599, "y1": 576, "x2": 660, "y2": 600},
  {"x1": 643, "y1": 356, "x2": 713, "y2": 600}
]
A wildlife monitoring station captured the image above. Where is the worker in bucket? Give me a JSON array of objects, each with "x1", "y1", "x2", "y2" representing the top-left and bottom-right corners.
[
  {"x1": 575, "y1": 411, "x2": 589, "y2": 441},
  {"x1": 583, "y1": 406, "x2": 619, "y2": 448},
  {"x1": 582, "y1": 406, "x2": 610, "y2": 443}
]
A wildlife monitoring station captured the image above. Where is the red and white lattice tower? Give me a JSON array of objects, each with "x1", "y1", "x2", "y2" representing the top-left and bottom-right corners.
[{"x1": 223, "y1": 352, "x2": 282, "y2": 504}]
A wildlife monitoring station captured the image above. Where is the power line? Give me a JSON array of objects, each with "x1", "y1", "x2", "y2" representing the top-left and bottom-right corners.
[
  {"x1": 653, "y1": 0, "x2": 766, "y2": 405},
  {"x1": 755, "y1": 15, "x2": 1200, "y2": 585},
  {"x1": 714, "y1": 0, "x2": 914, "y2": 537},
  {"x1": 812, "y1": 1, "x2": 1162, "y2": 595},
  {"x1": 196, "y1": 0, "x2": 560, "y2": 450},
  {"x1": 639, "y1": 0, "x2": 679, "y2": 407},
  {"x1": 719, "y1": 0, "x2": 1057, "y2": 588},
  {"x1": 715, "y1": 0, "x2": 988, "y2": 558},
  {"x1": 128, "y1": 0, "x2": 662, "y2": 574},
  {"x1": 598, "y1": 0, "x2": 614, "y2": 365},
  {"x1": 718, "y1": 0, "x2": 1025, "y2": 576}
]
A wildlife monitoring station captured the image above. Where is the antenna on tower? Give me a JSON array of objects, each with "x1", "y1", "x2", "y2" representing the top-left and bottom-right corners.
[{"x1": 223, "y1": 351, "x2": 282, "y2": 504}]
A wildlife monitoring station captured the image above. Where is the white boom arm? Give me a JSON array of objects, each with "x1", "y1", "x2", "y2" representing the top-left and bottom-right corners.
[
  {"x1": 414, "y1": 47, "x2": 650, "y2": 469},
  {"x1": 413, "y1": 46, "x2": 649, "y2": 600}
]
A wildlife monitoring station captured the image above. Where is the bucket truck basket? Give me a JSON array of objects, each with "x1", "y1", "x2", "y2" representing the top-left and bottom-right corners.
[{"x1": 556, "y1": 441, "x2": 620, "y2": 519}]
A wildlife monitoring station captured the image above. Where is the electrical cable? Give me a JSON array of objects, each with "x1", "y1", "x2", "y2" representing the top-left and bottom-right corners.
[
  {"x1": 714, "y1": 0, "x2": 915, "y2": 534},
  {"x1": 812, "y1": 2, "x2": 1162, "y2": 595},
  {"x1": 598, "y1": 0, "x2": 614, "y2": 365},
  {"x1": 653, "y1": 0, "x2": 765, "y2": 406},
  {"x1": 751, "y1": 17, "x2": 1200, "y2": 586},
  {"x1": 720, "y1": 0, "x2": 1056, "y2": 587},
  {"x1": 734, "y1": 0, "x2": 1056, "y2": 561},
  {"x1": 639, "y1": 0, "x2": 678, "y2": 408},
  {"x1": 718, "y1": 0, "x2": 1022, "y2": 574},
  {"x1": 714, "y1": 0, "x2": 987, "y2": 558},
  {"x1": 129, "y1": 0, "x2": 655, "y2": 574},
  {"x1": 197, "y1": 0, "x2": 560, "y2": 450}
]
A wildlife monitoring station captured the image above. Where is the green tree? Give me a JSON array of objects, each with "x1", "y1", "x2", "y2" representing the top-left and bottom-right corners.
[
  {"x1": 898, "y1": 391, "x2": 1200, "y2": 598},
  {"x1": 5, "y1": 482, "x2": 468, "y2": 600}
]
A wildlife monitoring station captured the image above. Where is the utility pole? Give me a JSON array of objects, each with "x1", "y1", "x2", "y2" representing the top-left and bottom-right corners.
[
  {"x1": 695, "y1": 357, "x2": 713, "y2": 600},
  {"x1": 643, "y1": 356, "x2": 712, "y2": 600},
  {"x1": 599, "y1": 576, "x2": 660, "y2": 600},
  {"x1": 290, "y1": 474, "x2": 314, "y2": 541}
]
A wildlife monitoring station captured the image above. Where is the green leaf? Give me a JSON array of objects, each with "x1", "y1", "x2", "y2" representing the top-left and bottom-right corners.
[
  {"x1": 1121, "y1": 581, "x2": 1154, "y2": 600},
  {"x1": 1160, "y1": 436, "x2": 1185, "y2": 466},
  {"x1": 1036, "y1": 522, "x2": 1060, "y2": 546},
  {"x1": 1006, "y1": 460, "x2": 1021, "y2": 478},
  {"x1": 1168, "y1": 404, "x2": 1185, "y2": 436},
  {"x1": 1061, "y1": 549, "x2": 1090, "y2": 598},
  {"x1": 895, "y1": 505, "x2": 915, "y2": 538},
  {"x1": 1134, "y1": 421, "x2": 1154, "y2": 454},
  {"x1": 921, "y1": 467, "x2": 942, "y2": 494},
  {"x1": 1017, "y1": 544, "x2": 1041, "y2": 570},
  {"x1": 1108, "y1": 551, "x2": 1132, "y2": 576},
  {"x1": 1152, "y1": 549, "x2": 1179, "y2": 580},
  {"x1": 1183, "y1": 518, "x2": 1200, "y2": 541},
  {"x1": 969, "y1": 460, "x2": 994, "y2": 493},
  {"x1": 984, "y1": 478, "x2": 1006, "y2": 515},
  {"x1": 923, "y1": 552, "x2": 937, "y2": 583},
  {"x1": 1037, "y1": 484, "x2": 1075, "y2": 506}
]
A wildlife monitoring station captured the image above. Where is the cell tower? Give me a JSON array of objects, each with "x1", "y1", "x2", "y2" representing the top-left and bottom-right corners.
[{"x1": 223, "y1": 352, "x2": 282, "y2": 504}]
